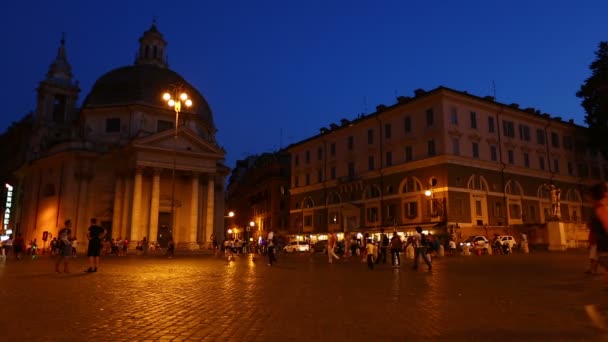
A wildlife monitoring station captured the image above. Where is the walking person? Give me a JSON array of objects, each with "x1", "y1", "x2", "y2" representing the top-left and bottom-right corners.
[
  {"x1": 142, "y1": 237, "x2": 149, "y2": 256},
  {"x1": 327, "y1": 232, "x2": 340, "y2": 264},
  {"x1": 55, "y1": 219, "x2": 72, "y2": 273},
  {"x1": 366, "y1": 240, "x2": 376, "y2": 270},
  {"x1": 376, "y1": 229, "x2": 389, "y2": 264},
  {"x1": 584, "y1": 183, "x2": 608, "y2": 329},
  {"x1": 267, "y1": 230, "x2": 276, "y2": 266},
  {"x1": 167, "y1": 236, "x2": 175, "y2": 258},
  {"x1": 4, "y1": 235, "x2": 13, "y2": 259},
  {"x1": 412, "y1": 226, "x2": 433, "y2": 270},
  {"x1": 586, "y1": 221, "x2": 599, "y2": 274},
  {"x1": 86, "y1": 218, "x2": 106, "y2": 273},
  {"x1": 390, "y1": 232, "x2": 402, "y2": 267},
  {"x1": 13, "y1": 233, "x2": 25, "y2": 260}
]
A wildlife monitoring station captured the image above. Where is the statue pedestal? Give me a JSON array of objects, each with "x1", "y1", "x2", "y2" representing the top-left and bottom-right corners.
[{"x1": 547, "y1": 220, "x2": 567, "y2": 251}]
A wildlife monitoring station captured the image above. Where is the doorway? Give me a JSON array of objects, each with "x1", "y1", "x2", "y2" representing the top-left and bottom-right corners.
[{"x1": 157, "y1": 212, "x2": 173, "y2": 248}]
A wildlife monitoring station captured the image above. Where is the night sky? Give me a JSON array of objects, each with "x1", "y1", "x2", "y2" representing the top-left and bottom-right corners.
[{"x1": 1, "y1": 0, "x2": 606, "y2": 169}]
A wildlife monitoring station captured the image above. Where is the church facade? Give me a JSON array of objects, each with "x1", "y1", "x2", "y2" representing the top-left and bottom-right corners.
[{"x1": 15, "y1": 24, "x2": 228, "y2": 249}]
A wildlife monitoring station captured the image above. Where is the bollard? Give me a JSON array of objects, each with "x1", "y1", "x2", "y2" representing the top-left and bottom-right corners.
[
  {"x1": 438, "y1": 244, "x2": 445, "y2": 257},
  {"x1": 522, "y1": 241, "x2": 529, "y2": 254},
  {"x1": 406, "y1": 244, "x2": 415, "y2": 259},
  {"x1": 463, "y1": 245, "x2": 471, "y2": 256}
]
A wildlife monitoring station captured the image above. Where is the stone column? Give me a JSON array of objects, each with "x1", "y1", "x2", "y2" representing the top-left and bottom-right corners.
[
  {"x1": 130, "y1": 167, "x2": 143, "y2": 243},
  {"x1": 111, "y1": 176, "x2": 123, "y2": 239},
  {"x1": 205, "y1": 175, "x2": 215, "y2": 244},
  {"x1": 148, "y1": 168, "x2": 161, "y2": 243},
  {"x1": 120, "y1": 177, "x2": 131, "y2": 240},
  {"x1": 189, "y1": 172, "x2": 200, "y2": 247}
]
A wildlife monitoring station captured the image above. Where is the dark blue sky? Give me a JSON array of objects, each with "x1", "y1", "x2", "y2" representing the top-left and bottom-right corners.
[{"x1": 1, "y1": 0, "x2": 606, "y2": 168}]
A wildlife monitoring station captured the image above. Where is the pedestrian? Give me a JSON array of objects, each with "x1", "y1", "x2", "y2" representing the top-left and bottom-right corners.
[
  {"x1": 142, "y1": 236, "x2": 149, "y2": 256},
  {"x1": 376, "y1": 229, "x2": 389, "y2": 264},
  {"x1": 267, "y1": 230, "x2": 277, "y2": 266},
  {"x1": 390, "y1": 232, "x2": 402, "y2": 267},
  {"x1": 412, "y1": 226, "x2": 432, "y2": 271},
  {"x1": 584, "y1": 182, "x2": 608, "y2": 329},
  {"x1": 55, "y1": 219, "x2": 72, "y2": 273},
  {"x1": 211, "y1": 233, "x2": 219, "y2": 256},
  {"x1": 13, "y1": 233, "x2": 25, "y2": 260},
  {"x1": 366, "y1": 241, "x2": 375, "y2": 270},
  {"x1": 30, "y1": 238, "x2": 38, "y2": 259},
  {"x1": 71, "y1": 237, "x2": 78, "y2": 257},
  {"x1": 448, "y1": 239, "x2": 457, "y2": 256},
  {"x1": 86, "y1": 218, "x2": 106, "y2": 273},
  {"x1": 166, "y1": 236, "x2": 175, "y2": 258},
  {"x1": 4, "y1": 235, "x2": 13, "y2": 258},
  {"x1": 586, "y1": 222, "x2": 599, "y2": 274},
  {"x1": 327, "y1": 232, "x2": 340, "y2": 264}
]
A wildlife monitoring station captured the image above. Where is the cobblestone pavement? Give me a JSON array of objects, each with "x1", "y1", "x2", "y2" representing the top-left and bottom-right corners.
[{"x1": 1, "y1": 249, "x2": 608, "y2": 341}]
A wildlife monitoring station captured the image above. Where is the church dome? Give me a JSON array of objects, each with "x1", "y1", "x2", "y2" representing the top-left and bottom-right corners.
[{"x1": 82, "y1": 65, "x2": 214, "y2": 128}]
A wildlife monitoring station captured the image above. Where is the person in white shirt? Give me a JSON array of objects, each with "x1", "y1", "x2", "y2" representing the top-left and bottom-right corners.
[{"x1": 448, "y1": 239, "x2": 457, "y2": 256}]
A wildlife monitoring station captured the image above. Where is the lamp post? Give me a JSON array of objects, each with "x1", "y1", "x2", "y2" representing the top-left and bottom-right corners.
[{"x1": 161, "y1": 89, "x2": 193, "y2": 240}]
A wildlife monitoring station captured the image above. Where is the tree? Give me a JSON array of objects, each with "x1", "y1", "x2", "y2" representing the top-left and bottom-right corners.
[{"x1": 577, "y1": 41, "x2": 608, "y2": 159}]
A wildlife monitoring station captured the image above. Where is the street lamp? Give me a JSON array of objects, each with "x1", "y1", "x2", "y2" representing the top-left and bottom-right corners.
[{"x1": 162, "y1": 88, "x2": 193, "y2": 239}]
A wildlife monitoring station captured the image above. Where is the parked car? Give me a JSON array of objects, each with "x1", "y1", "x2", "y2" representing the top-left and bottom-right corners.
[
  {"x1": 283, "y1": 241, "x2": 310, "y2": 253},
  {"x1": 497, "y1": 235, "x2": 517, "y2": 249},
  {"x1": 313, "y1": 240, "x2": 328, "y2": 253},
  {"x1": 460, "y1": 236, "x2": 489, "y2": 250}
]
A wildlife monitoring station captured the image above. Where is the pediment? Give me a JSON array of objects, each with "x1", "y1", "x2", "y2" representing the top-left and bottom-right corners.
[{"x1": 132, "y1": 128, "x2": 225, "y2": 158}]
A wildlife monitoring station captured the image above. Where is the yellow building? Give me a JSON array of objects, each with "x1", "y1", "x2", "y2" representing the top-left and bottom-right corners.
[
  {"x1": 287, "y1": 87, "x2": 602, "y2": 246},
  {"x1": 15, "y1": 23, "x2": 228, "y2": 249}
]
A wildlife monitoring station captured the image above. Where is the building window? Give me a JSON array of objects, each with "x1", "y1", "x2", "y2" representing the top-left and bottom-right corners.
[
  {"x1": 386, "y1": 204, "x2": 396, "y2": 221},
  {"x1": 470, "y1": 111, "x2": 477, "y2": 129},
  {"x1": 317, "y1": 169, "x2": 323, "y2": 182},
  {"x1": 494, "y1": 202, "x2": 503, "y2": 217},
  {"x1": 508, "y1": 150, "x2": 514, "y2": 164},
  {"x1": 475, "y1": 200, "x2": 482, "y2": 216},
  {"x1": 106, "y1": 118, "x2": 121, "y2": 133},
  {"x1": 368, "y1": 156, "x2": 375, "y2": 171},
  {"x1": 452, "y1": 139, "x2": 460, "y2": 155},
  {"x1": 317, "y1": 147, "x2": 323, "y2": 160},
  {"x1": 330, "y1": 167, "x2": 336, "y2": 180},
  {"x1": 472, "y1": 143, "x2": 479, "y2": 159},
  {"x1": 519, "y1": 124, "x2": 530, "y2": 141},
  {"x1": 368, "y1": 129, "x2": 374, "y2": 144},
  {"x1": 330, "y1": 143, "x2": 336, "y2": 156},
  {"x1": 427, "y1": 140, "x2": 436, "y2": 156},
  {"x1": 578, "y1": 163, "x2": 589, "y2": 178},
  {"x1": 404, "y1": 116, "x2": 412, "y2": 133},
  {"x1": 405, "y1": 146, "x2": 413, "y2": 161},
  {"x1": 348, "y1": 162, "x2": 355, "y2": 178},
  {"x1": 348, "y1": 136, "x2": 354, "y2": 150},
  {"x1": 157, "y1": 119, "x2": 173, "y2": 132},
  {"x1": 305, "y1": 151, "x2": 310, "y2": 164},
  {"x1": 404, "y1": 202, "x2": 418, "y2": 218},
  {"x1": 524, "y1": 153, "x2": 530, "y2": 168},
  {"x1": 539, "y1": 156, "x2": 545, "y2": 170},
  {"x1": 553, "y1": 159, "x2": 560, "y2": 174},
  {"x1": 386, "y1": 151, "x2": 392, "y2": 166},
  {"x1": 304, "y1": 215, "x2": 312, "y2": 227},
  {"x1": 426, "y1": 108, "x2": 434, "y2": 126},
  {"x1": 509, "y1": 203, "x2": 522, "y2": 219},
  {"x1": 551, "y1": 132, "x2": 560, "y2": 148},
  {"x1": 567, "y1": 162, "x2": 573, "y2": 176},
  {"x1": 305, "y1": 173, "x2": 310, "y2": 185},
  {"x1": 490, "y1": 145, "x2": 497, "y2": 161},
  {"x1": 488, "y1": 117, "x2": 495, "y2": 133},
  {"x1": 563, "y1": 136, "x2": 573, "y2": 150},
  {"x1": 295, "y1": 155, "x2": 299, "y2": 167},
  {"x1": 536, "y1": 129, "x2": 545, "y2": 145},
  {"x1": 385, "y1": 123, "x2": 392, "y2": 139},
  {"x1": 503, "y1": 120, "x2": 515, "y2": 138},
  {"x1": 450, "y1": 108, "x2": 458, "y2": 125},
  {"x1": 366, "y1": 207, "x2": 379, "y2": 222}
]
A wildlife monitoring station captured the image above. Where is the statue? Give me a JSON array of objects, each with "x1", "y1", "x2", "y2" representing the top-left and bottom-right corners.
[{"x1": 544, "y1": 184, "x2": 561, "y2": 219}]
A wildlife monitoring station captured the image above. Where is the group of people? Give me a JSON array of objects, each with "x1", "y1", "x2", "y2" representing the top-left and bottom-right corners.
[{"x1": 53, "y1": 218, "x2": 106, "y2": 273}]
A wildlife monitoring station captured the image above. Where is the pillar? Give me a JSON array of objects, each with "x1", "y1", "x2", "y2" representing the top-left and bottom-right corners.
[
  {"x1": 111, "y1": 176, "x2": 123, "y2": 239},
  {"x1": 120, "y1": 177, "x2": 131, "y2": 240},
  {"x1": 205, "y1": 175, "x2": 215, "y2": 244},
  {"x1": 189, "y1": 172, "x2": 199, "y2": 245},
  {"x1": 148, "y1": 168, "x2": 161, "y2": 243},
  {"x1": 130, "y1": 167, "x2": 143, "y2": 243}
]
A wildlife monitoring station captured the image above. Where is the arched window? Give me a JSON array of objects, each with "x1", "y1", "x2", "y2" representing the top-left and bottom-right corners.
[
  {"x1": 467, "y1": 175, "x2": 488, "y2": 191},
  {"x1": 566, "y1": 189, "x2": 582, "y2": 202},
  {"x1": 401, "y1": 177, "x2": 422, "y2": 193},
  {"x1": 505, "y1": 180, "x2": 523, "y2": 196}
]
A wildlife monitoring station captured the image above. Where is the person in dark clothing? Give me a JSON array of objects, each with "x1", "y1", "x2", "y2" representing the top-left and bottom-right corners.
[
  {"x1": 86, "y1": 218, "x2": 106, "y2": 273},
  {"x1": 376, "y1": 229, "x2": 389, "y2": 264}
]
